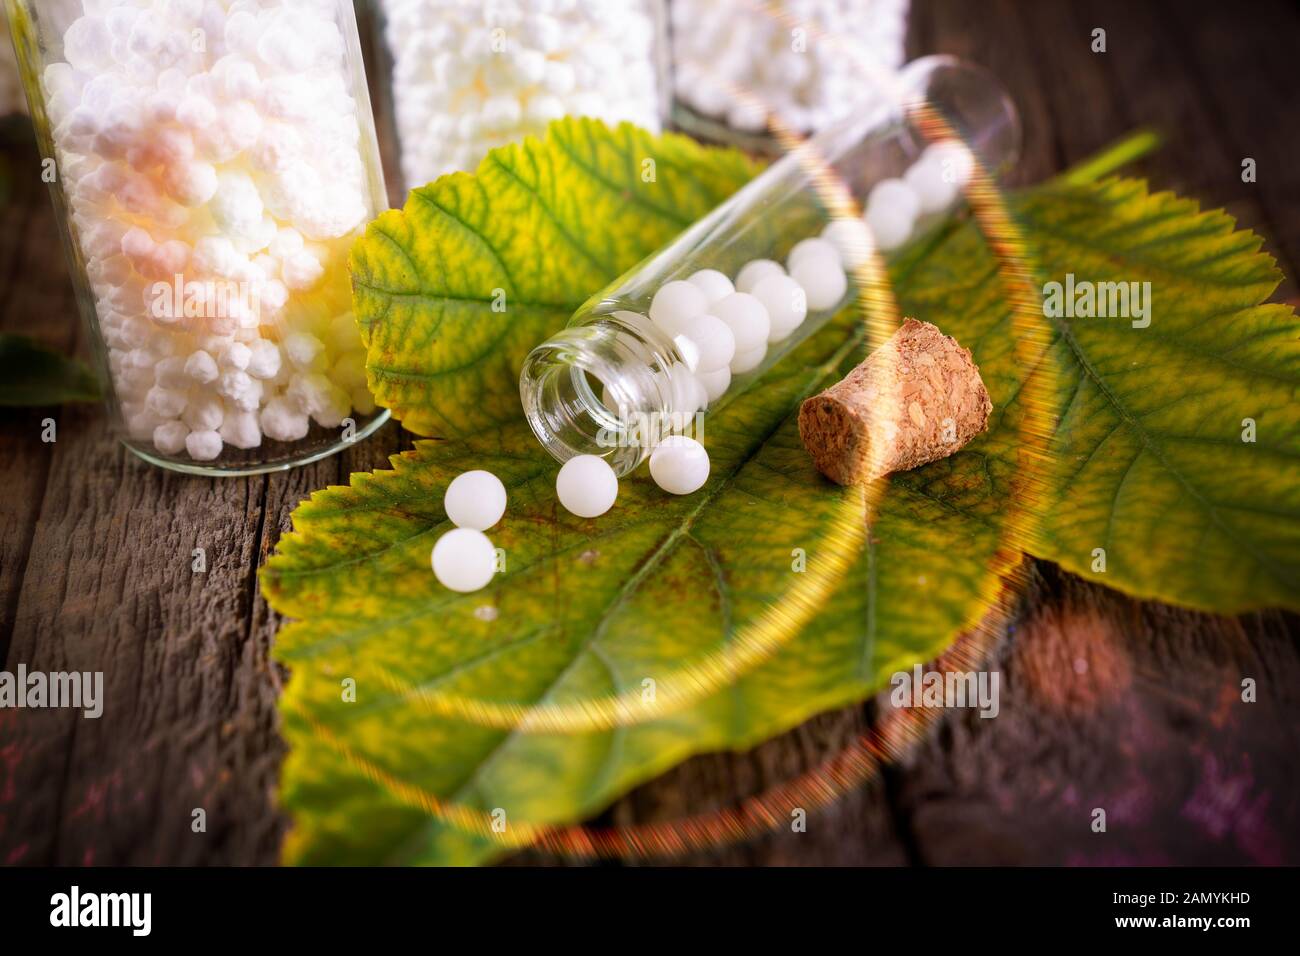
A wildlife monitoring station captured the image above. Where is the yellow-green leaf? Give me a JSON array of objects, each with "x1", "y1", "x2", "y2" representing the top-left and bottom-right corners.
[
  {"x1": 1018, "y1": 180, "x2": 1300, "y2": 611},
  {"x1": 263, "y1": 121, "x2": 1300, "y2": 865}
]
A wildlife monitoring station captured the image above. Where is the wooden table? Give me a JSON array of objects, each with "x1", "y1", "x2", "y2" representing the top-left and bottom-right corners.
[{"x1": 2, "y1": 0, "x2": 1297, "y2": 866}]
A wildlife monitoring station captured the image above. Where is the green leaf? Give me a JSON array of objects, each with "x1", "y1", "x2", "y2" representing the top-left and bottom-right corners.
[
  {"x1": 263, "y1": 120, "x2": 1300, "y2": 865},
  {"x1": 0, "y1": 334, "x2": 100, "y2": 406},
  {"x1": 1017, "y1": 179, "x2": 1300, "y2": 611}
]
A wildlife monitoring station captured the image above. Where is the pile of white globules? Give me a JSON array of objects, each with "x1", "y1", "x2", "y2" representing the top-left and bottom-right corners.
[
  {"x1": 672, "y1": 0, "x2": 909, "y2": 136},
  {"x1": 378, "y1": 0, "x2": 663, "y2": 187},
  {"x1": 44, "y1": 0, "x2": 378, "y2": 462}
]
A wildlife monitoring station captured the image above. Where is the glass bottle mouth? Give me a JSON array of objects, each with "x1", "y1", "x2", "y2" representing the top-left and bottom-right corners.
[{"x1": 520, "y1": 311, "x2": 690, "y2": 476}]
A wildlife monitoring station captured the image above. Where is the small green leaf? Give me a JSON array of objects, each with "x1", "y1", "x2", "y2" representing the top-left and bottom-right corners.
[{"x1": 0, "y1": 334, "x2": 100, "y2": 406}]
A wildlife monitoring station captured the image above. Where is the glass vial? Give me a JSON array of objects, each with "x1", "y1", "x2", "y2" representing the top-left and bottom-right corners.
[
  {"x1": 371, "y1": 0, "x2": 670, "y2": 193},
  {"x1": 5, "y1": 0, "x2": 390, "y2": 475},
  {"x1": 520, "y1": 55, "x2": 1020, "y2": 476}
]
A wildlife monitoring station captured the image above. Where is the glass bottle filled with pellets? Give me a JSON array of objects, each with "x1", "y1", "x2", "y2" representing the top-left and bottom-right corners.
[
  {"x1": 5, "y1": 0, "x2": 389, "y2": 474},
  {"x1": 520, "y1": 55, "x2": 1020, "y2": 477}
]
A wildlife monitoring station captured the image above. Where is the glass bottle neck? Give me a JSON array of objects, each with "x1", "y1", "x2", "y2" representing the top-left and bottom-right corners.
[{"x1": 519, "y1": 311, "x2": 695, "y2": 476}]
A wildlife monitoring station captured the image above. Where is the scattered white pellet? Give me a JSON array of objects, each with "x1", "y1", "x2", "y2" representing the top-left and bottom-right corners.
[
  {"x1": 735, "y1": 258, "x2": 785, "y2": 295},
  {"x1": 431, "y1": 528, "x2": 498, "y2": 593},
  {"x1": 711, "y1": 292, "x2": 770, "y2": 353},
  {"x1": 649, "y1": 435, "x2": 711, "y2": 496},
  {"x1": 687, "y1": 269, "x2": 735, "y2": 304},
  {"x1": 556, "y1": 454, "x2": 619, "y2": 518},
  {"x1": 444, "y1": 470, "x2": 508, "y2": 531},
  {"x1": 750, "y1": 273, "x2": 808, "y2": 343}
]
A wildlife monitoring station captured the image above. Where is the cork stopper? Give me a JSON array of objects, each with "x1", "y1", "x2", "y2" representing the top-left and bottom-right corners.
[{"x1": 797, "y1": 318, "x2": 992, "y2": 486}]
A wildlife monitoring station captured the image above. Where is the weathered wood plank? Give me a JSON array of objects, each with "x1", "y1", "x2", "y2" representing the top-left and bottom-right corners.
[{"x1": 0, "y1": 0, "x2": 1297, "y2": 868}]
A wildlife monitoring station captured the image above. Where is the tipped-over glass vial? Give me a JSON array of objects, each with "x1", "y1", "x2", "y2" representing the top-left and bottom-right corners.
[{"x1": 520, "y1": 55, "x2": 1020, "y2": 477}]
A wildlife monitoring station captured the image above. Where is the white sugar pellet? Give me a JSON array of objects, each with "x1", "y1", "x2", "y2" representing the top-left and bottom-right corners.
[
  {"x1": 246, "y1": 340, "x2": 283, "y2": 380},
  {"x1": 221, "y1": 341, "x2": 252, "y2": 370},
  {"x1": 183, "y1": 395, "x2": 225, "y2": 432},
  {"x1": 790, "y1": 254, "x2": 848, "y2": 312},
  {"x1": 649, "y1": 280, "x2": 707, "y2": 335},
  {"x1": 711, "y1": 292, "x2": 770, "y2": 353},
  {"x1": 330, "y1": 351, "x2": 367, "y2": 391},
  {"x1": 283, "y1": 331, "x2": 327, "y2": 370},
  {"x1": 698, "y1": 366, "x2": 732, "y2": 403},
  {"x1": 786, "y1": 237, "x2": 842, "y2": 274},
  {"x1": 184, "y1": 349, "x2": 219, "y2": 384},
  {"x1": 649, "y1": 435, "x2": 710, "y2": 496},
  {"x1": 729, "y1": 343, "x2": 767, "y2": 375},
  {"x1": 687, "y1": 269, "x2": 735, "y2": 305},
  {"x1": 680, "y1": 313, "x2": 736, "y2": 374},
  {"x1": 282, "y1": 248, "x2": 324, "y2": 290},
  {"x1": 145, "y1": 385, "x2": 188, "y2": 418},
  {"x1": 219, "y1": 409, "x2": 263, "y2": 450},
  {"x1": 751, "y1": 273, "x2": 808, "y2": 343},
  {"x1": 821, "y1": 217, "x2": 875, "y2": 269},
  {"x1": 866, "y1": 178, "x2": 921, "y2": 252},
  {"x1": 735, "y1": 258, "x2": 785, "y2": 295},
  {"x1": 152, "y1": 420, "x2": 189, "y2": 456},
  {"x1": 261, "y1": 396, "x2": 310, "y2": 442},
  {"x1": 185, "y1": 429, "x2": 223, "y2": 461},
  {"x1": 431, "y1": 527, "x2": 498, "y2": 593},
  {"x1": 556, "y1": 454, "x2": 619, "y2": 518},
  {"x1": 154, "y1": 355, "x2": 189, "y2": 389},
  {"x1": 444, "y1": 470, "x2": 508, "y2": 531}
]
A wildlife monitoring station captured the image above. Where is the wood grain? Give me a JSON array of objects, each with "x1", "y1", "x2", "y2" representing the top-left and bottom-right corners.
[{"x1": 1, "y1": 0, "x2": 1297, "y2": 866}]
